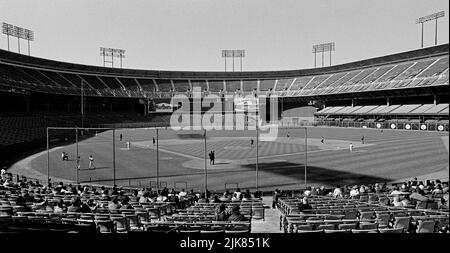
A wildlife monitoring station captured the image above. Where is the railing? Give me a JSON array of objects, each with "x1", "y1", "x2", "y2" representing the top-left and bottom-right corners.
[{"x1": 277, "y1": 119, "x2": 449, "y2": 132}]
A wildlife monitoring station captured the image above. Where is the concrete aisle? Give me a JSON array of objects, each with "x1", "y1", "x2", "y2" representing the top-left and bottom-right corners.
[{"x1": 251, "y1": 196, "x2": 283, "y2": 233}]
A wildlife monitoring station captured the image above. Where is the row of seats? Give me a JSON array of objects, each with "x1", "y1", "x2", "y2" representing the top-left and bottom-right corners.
[
  {"x1": 316, "y1": 104, "x2": 449, "y2": 115},
  {"x1": 278, "y1": 195, "x2": 448, "y2": 233},
  {"x1": 1, "y1": 54, "x2": 448, "y2": 98}
]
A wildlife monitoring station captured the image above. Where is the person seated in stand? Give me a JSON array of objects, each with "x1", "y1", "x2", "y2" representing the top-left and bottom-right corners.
[
  {"x1": 219, "y1": 192, "x2": 230, "y2": 202},
  {"x1": 120, "y1": 198, "x2": 133, "y2": 210},
  {"x1": 108, "y1": 197, "x2": 122, "y2": 210},
  {"x1": 53, "y1": 199, "x2": 67, "y2": 213},
  {"x1": 101, "y1": 190, "x2": 111, "y2": 201},
  {"x1": 198, "y1": 193, "x2": 208, "y2": 203},
  {"x1": 215, "y1": 203, "x2": 229, "y2": 221},
  {"x1": 390, "y1": 186, "x2": 406, "y2": 195},
  {"x1": 232, "y1": 188, "x2": 242, "y2": 201},
  {"x1": 350, "y1": 185, "x2": 360, "y2": 198},
  {"x1": 317, "y1": 186, "x2": 326, "y2": 196},
  {"x1": 401, "y1": 194, "x2": 413, "y2": 207},
  {"x1": 35, "y1": 196, "x2": 54, "y2": 212},
  {"x1": 332, "y1": 185, "x2": 343, "y2": 198},
  {"x1": 228, "y1": 205, "x2": 246, "y2": 222},
  {"x1": 210, "y1": 195, "x2": 221, "y2": 203},
  {"x1": 432, "y1": 184, "x2": 444, "y2": 196},
  {"x1": 67, "y1": 197, "x2": 82, "y2": 213},
  {"x1": 297, "y1": 197, "x2": 313, "y2": 214},
  {"x1": 392, "y1": 196, "x2": 403, "y2": 207},
  {"x1": 76, "y1": 199, "x2": 94, "y2": 213},
  {"x1": 139, "y1": 192, "x2": 150, "y2": 203},
  {"x1": 156, "y1": 193, "x2": 168, "y2": 202},
  {"x1": 242, "y1": 192, "x2": 251, "y2": 201}
]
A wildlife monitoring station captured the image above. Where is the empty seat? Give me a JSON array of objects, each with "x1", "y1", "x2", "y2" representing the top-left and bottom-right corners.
[
  {"x1": 393, "y1": 216, "x2": 411, "y2": 232},
  {"x1": 378, "y1": 228, "x2": 404, "y2": 233},
  {"x1": 416, "y1": 220, "x2": 436, "y2": 233},
  {"x1": 351, "y1": 229, "x2": 378, "y2": 233}
]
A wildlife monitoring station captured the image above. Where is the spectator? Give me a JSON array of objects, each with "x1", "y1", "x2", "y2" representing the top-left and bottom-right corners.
[
  {"x1": 390, "y1": 186, "x2": 405, "y2": 195},
  {"x1": 215, "y1": 204, "x2": 229, "y2": 221},
  {"x1": 401, "y1": 194, "x2": 413, "y2": 207},
  {"x1": 303, "y1": 186, "x2": 312, "y2": 197},
  {"x1": 350, "y1": 186, "x2": 360, "y2": 198},
  {"x1": 317, "y1": 186, "x2": 326, "y2": 196},
  {"x1": 297, "y1": 197, "x2": 313, "y2": 214},
  {"x1": 210, "y1": 195, "x2": 221, "y2": 203},
  {"x1": 228, "y1": 205, "x2": 246, "y2": 221},
  {"x1": 232, "y1": 188, "x2": 242, "y2": 201},
  {"x1": 67, "y1": 198, "x2": 82, "y2": 212},
  {"x1": 108, "y1": 197, "x2": 121, "y2": 210},
  {"x1": 139, "y1": 192, "x2": 150, "y2": 203},
  {"x1": 392, "y1": 196, "x2": 403, "y2": 207},
  {"x1": 432, "y1": 185, "x2": 443, "y2": 195},
  {"x1": 197, "y1": 193, "x2": 208, "y2": 203},
  {"x1": 178, "y1": 189, "x2": 187, "y2": 199},
  {"x1": 120, "y1": 199, "x2": 133, "y2": 210},
  {"x1": 332, "y1": 185, "x2": 343, "y2": 198},
  {"x1": 53, "y1": 199, "x2": 67, "y2": 213},
  {"x1": 220, "y1": 192, "x2": 230, "y2": 202}
]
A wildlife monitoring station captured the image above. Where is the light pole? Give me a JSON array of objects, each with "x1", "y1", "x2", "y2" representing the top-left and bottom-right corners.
[
  {"x1": 256, "y1": 111, "x2": 259, "y2": 191},
  {"x1": 204, "y1": 129, "x2": 208, "y2": 198},
  {"x1": 100, "y1": 47, "x2": 126, "y2": 68},
  {"x1": 221, "y1": 50, "x2": 245, "y2": 72},
  {"x1": 156, "y1": 128, "x2": 160, "y2": 193},
  {"x1": 416, "y1": 11, "x2": 445, "y2": 48},
  {"x1": 2, "y1": 23, "x2": 34, "y2": 55},
  {"x1": 312, "y1": 42, "x2": 335, "y2": 68},
  {"x1": 304, "y1": 127, "x2": 307, "y2": 188}
]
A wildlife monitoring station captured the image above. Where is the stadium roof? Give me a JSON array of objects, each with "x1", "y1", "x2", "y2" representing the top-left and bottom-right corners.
[{"x1": 0, "y1": 44, "x2": 448, "y2": 79}]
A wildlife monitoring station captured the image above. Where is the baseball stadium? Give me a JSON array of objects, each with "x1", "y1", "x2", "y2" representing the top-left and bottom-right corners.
[{"x1": 0, "y1": 0, "x2": 449, "y2": 237}]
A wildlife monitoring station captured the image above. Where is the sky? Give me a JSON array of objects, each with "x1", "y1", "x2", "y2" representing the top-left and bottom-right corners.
[{"x1": 0, "y1": 0, "x2": 448, "y2": 72}]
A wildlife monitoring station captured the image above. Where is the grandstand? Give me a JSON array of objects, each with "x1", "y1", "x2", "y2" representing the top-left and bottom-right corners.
[
  {"x1": 0, "y1": 43, "x2": 448, "y2": 235},
  {"x1": 0, "y1": 0, "x2": 449, "y2": 239}
]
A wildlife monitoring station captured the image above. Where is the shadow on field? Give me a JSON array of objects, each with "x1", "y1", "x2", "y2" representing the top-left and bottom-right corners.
[
  {"x1": 79, "y1": 166, "x2": 110, "y2": 171},
  {"x1": 242, "y1": 161, "x2": 391, "y2": 186},
  {"x1": 177, "y1": 134, "x2": 207, "y2": 139}
]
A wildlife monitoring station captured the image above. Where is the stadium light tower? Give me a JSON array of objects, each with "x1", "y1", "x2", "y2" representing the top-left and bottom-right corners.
[
  {"x1": 312, "y1": 42, "x2": 335, "y2": 68},
  {"x1": 100, "y1": 47, "x2": 126, "y2": 68},
  {"x1": 2, "y1": 22, "x2": 35, "y2": 55},
  {"x1": 416, "y1": 11, "x2": 445, "y2": 48},
  {"x1": 221, "y1": 49, "x2": 245, "y2": 72}
]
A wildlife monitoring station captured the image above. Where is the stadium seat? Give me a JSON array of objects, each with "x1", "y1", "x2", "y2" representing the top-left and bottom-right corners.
[
  {"x1": 378, "y1": 228, "x2": 404, "y2": 233},
  {"x1": 393, "y1": 216, "x2": 411, "y2": 232},
  {"x1": 416, "y1": 220, "x2": 436, "y2": 233},
  {"x1": 351, "y1": 229, "x2": 378, "y2": 233},
  {"x1": 359, "y1": 222, "x2": 378, "y2": 230}
]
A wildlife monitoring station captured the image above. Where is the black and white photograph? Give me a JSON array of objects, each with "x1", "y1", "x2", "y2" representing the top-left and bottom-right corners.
[{"x1": 0, "y1": 0, "x2": 448, "y2": 250}]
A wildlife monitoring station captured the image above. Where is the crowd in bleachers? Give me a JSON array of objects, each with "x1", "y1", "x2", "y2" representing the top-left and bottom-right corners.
[
  {"x1": 277, "y1": 178, "x2": 449, "y2": 233},
  {"x1": 0, "y1": 171, "x2": 262, "y2": 233}
]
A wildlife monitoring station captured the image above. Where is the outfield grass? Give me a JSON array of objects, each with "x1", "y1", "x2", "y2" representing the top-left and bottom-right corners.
[{"x1": 26, "y1": 126, "x2": 449, "y2": 192}]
